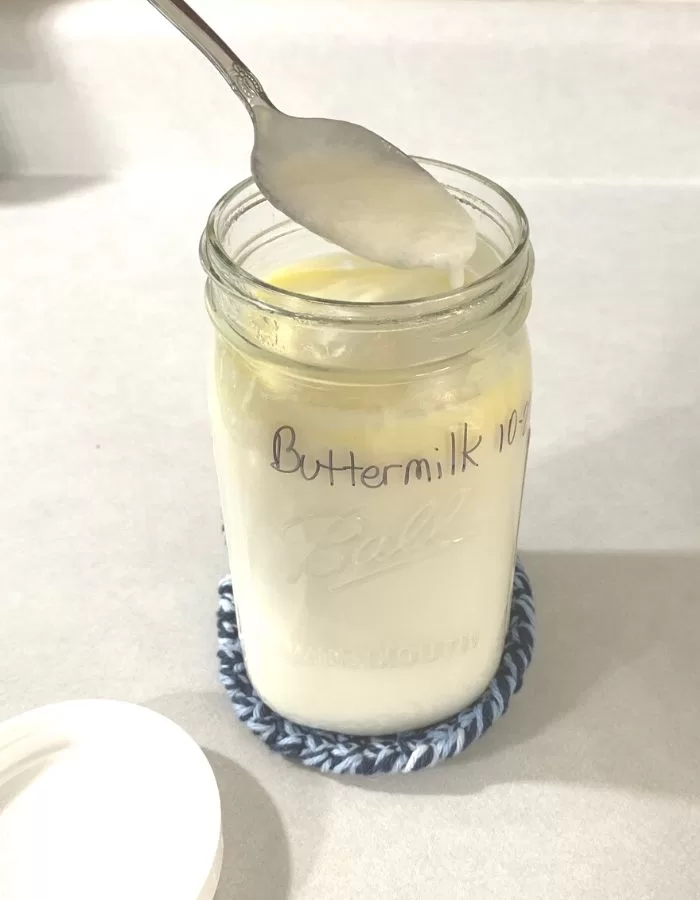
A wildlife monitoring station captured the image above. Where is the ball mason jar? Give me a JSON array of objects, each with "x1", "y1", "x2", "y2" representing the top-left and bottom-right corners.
[{"x1": 201, "y1": 160, "x2": 534, "y2": 735}]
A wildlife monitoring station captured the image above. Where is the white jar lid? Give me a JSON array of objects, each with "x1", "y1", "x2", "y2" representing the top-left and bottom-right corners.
[{"x1": 0, "y1": 700, "x2": 222, "y2": 900}]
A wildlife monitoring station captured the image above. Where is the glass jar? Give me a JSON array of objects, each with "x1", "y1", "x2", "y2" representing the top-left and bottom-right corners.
[{"x1": 201, "y1": 160, "x2": 534, "y2": 735}]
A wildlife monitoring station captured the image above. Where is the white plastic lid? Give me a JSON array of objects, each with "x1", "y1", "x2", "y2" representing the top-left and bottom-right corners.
[{"x1": 0, "y1": 700, "x2": 222, "y2": 900}]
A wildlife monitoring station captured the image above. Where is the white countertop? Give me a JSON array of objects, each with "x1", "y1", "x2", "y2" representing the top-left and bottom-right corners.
[{"x1": 2, "y1": 2, "x2": 700, "y2": 898}]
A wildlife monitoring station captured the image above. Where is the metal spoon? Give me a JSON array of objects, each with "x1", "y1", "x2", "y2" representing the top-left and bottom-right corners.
[{"x1": 146, "y1": 0, "x2": 476, "y2": 269}]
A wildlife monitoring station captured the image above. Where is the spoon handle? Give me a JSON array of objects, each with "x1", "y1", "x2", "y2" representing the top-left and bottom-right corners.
[{"x1": 146, "y1": 0, "x2": 272, "y2": 114}]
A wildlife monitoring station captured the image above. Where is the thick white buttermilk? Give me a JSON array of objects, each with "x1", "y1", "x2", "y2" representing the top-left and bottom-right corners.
[{"x1": 210, "y1": 249, "x2": 531, "y2": 734}]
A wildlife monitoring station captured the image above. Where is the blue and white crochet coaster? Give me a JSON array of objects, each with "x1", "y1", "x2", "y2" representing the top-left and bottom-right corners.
[{"x1": 217, "y1": 559, "x2": 534, "y2": 776}]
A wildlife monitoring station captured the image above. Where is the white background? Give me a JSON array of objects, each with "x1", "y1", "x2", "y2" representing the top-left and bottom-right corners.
[{"x1": 1, "y1": 2, "x2": 699, "y2": 898}]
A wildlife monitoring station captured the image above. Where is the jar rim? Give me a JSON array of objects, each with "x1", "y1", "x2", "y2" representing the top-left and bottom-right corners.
[{"x1": 200, "y1": 157, "x2": 531, "y2": 317}]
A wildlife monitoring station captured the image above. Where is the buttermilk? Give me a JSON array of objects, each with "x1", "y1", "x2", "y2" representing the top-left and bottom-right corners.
[{"x1": 270, "y1": 423, "x2": 482, "y2": 488}]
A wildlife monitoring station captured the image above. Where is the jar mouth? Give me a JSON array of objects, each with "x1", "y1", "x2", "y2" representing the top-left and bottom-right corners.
[{"x1": 200, "y1": 157, "x2": 531, "y2": 319}]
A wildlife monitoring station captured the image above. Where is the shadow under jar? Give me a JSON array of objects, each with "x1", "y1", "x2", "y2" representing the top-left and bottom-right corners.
[{"x1": 201, "y1": 159, "x2": 534, "y2": 735}]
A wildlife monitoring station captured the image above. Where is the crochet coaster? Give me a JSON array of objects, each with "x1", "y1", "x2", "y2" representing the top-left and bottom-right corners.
[{"x1": 217, "y1": 559, "x2": 534, "y2": 776}]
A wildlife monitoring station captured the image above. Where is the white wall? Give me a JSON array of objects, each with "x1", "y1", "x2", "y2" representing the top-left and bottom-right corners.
[{"x1": 2, "y1": 0, "x2": 700, "y2": 184}]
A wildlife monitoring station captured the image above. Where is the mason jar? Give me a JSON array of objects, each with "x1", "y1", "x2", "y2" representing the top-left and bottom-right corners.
[{"x1": 201, "y1": 160, "x2": 534, "y2": 735}]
